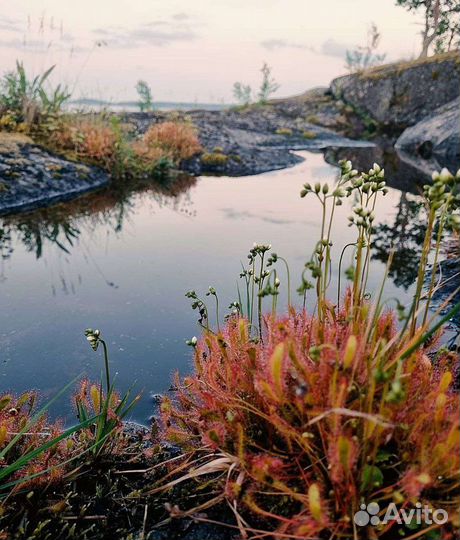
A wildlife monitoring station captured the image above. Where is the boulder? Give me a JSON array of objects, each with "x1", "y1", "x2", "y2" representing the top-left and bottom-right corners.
[
  {"x1": 330, "y1": 52, "x2": 460, "y2": 131},
  {"x1": 395, "y1": 98, "x2": 460, "y2": 172}
]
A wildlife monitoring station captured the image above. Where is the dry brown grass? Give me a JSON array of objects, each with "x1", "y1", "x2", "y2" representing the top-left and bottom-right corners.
[{"x1": 141, "y1": 121, "x2": 202, "y2": 163}]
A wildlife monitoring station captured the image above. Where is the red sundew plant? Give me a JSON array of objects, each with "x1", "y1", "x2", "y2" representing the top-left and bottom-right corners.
[
  {"x1": 160, "y1": 162, "x2": 460, "y2": 538},
  {"x1": 0, "y1": 391, "x2": 76, "y2": 493},
  {"x1": 161, "y1": 308, "x2": 459, "y2": 538}
]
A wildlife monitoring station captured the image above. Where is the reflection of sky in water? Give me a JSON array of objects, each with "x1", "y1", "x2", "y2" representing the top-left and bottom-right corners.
[{"x1": 0, "y1": 151, "x2": 415, "y2": 424}]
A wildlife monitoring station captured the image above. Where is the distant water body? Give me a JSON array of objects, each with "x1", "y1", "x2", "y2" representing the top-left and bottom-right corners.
[{"x1": 68, "y1": 99, "x2": 229, "y2": 112}]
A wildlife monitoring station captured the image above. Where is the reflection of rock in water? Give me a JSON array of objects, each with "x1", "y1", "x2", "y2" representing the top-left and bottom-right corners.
[
  {"x1": 323, "y1": 143, "x2": 459, "y2": 194},
  {"x1": 372, "y1": 192, "x2": 426, "y2": 289},
  {"x1": 0, "y1": 173, "x2": 197, "y2": 262}
]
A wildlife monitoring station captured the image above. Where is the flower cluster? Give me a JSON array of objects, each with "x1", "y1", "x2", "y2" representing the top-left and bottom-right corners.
[
  {"x1": 425, "y1": 167, "x2": 460, "y2": 230},
  {"x1": 84, "y1": 328, "x2": 101, "y2": 351}
]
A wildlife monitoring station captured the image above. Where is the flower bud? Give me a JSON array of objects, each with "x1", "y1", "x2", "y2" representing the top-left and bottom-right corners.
[{"x1": 439, "y1": 167, "x2": 452, "y2": 182}]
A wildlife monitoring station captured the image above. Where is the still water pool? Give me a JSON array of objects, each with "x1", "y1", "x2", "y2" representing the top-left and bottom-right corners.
[{"x1": 0, "y1": 151, "x2": 418, "y2": 423}]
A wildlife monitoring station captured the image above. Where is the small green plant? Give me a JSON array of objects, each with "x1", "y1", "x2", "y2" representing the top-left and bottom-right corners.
[
  {"x1": 76, "y1": 329, "x2": 140, "y2": 455},
  {"x1": 0, "y1": 61, "x2": 70, "y2": 126},
  {"x1": 135, "y1": 80, "x2": 153, "y2": 112},
  {"x1": 232, "y1": 62, "x2": 280, "y2": 106},
  {"x1": 258, "y1": 62, "x2": 280, "y2": 103},
  {"x1": 232, "y1": 82, "x2": 252, "y2": 106}
]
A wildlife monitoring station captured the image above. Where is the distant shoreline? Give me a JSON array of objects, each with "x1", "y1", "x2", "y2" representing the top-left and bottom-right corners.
[{"x1": 67, "y1": 98, "x2": 230, "y2": 112}]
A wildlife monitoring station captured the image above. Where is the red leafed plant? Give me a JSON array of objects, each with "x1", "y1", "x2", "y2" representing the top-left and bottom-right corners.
[
  {"x1": 0, "y1": 392, "x2": 74, "y2": 491},
  {"x1": 141, "y1": 121, "x2": 202, "y2": 164},
  {"x1": 159, "y1": 162, "x2": 460, "y2": 539},
  {"x1": 161, "y1": 306, "x2": 459, "y2": 538}
]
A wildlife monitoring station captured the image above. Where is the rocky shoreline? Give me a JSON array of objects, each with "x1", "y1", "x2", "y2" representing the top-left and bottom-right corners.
[
  {"x1": 0, "y1": 133, "x2": 109, "y2": 216},
  {"x1": 0, "y1": 52, "x2": 459, "y2": 216}
]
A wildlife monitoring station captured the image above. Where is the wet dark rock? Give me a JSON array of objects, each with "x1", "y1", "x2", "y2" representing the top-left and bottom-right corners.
[
  {"x1": 395, "y1": 98, "x2": 460, "y2": 173},
  {"x1": 323, "y1": 144, "x2": 438, "y2": 194},
  {"x1": 0, "y1": 133, "x2": 109, "y2": 216},
  {"x1": 125, "y1": 95, "x2": 374, "y2": 177},
  {"x1": 330, "y1": 52, "x2": 460, "y2": 132}
]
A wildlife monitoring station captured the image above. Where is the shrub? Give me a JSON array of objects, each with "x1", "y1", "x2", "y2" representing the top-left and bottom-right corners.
[
  {"x1": 46, "y1": 116, "x2": 118, "y2": 168},
  {"x1": 142, "y1": 122, "x2": 202, "y2": 164},
  {"x1": 74, "y1": 120, "x2": 118, "y2": 163}
]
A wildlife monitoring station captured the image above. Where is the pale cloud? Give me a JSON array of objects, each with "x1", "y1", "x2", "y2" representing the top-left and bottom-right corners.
[
  {"x1": 92, "y1": 16, "x2": 198, "y2": 48},
  {"x1": 261, "y1": 37, "x2": 351, "y2": 60},
  {"x1": 321, "y1": 38, "x2": 350, "y2": 59},
  {"x1": 261, "y1": 39, "x2": 314, "y2": 52},
  {"x1": 172, "y1": 13, "x2": 190, "y2": 21},
  {"x1": 0, "y1": 17, "x2": 22, "y2": 33}
]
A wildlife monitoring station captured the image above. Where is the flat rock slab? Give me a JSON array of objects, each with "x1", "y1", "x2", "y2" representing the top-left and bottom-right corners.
[{"x1": 0, "y1": 133, "x2": 109, "y2": 216}]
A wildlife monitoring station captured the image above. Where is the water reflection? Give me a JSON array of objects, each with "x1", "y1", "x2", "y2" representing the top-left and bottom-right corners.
[
  {"x1": 323, "y1": 144, "x2": 436, "y2": 194},
  {"x1": 372, "y1": 193, "x2": 426, "y2": 289},
  {"x1": 0, "y1": 174, "x2": 197, "y2": 267},
  {"x1": 0, "y1": 151, "x2": 430, "y2": 423}
]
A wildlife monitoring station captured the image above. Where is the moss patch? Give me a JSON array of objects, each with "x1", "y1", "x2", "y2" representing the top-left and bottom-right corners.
[
  {"x1": 357, "y1": 51, "x2": 460, "y2": 81},
  {"x1": 275, "y1": 127, "x2": 293, "y2": 136},
  {"x1": 302, "y1": 130, "x2": 316, "y2": 139},
  {"x1": 201, "y1": 151, "x2": 229, "y2": 166}
]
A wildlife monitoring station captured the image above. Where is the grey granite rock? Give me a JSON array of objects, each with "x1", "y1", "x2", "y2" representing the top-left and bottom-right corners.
[
  {"x1": 395, "y1": 97, "x2": 460, "y2": 172},
  {"x1": 330, "y1": 52, "x2": 460, "y2": 131},
  {"x1": 0, "y1": 133, "x2": 109, "y2": 216}
]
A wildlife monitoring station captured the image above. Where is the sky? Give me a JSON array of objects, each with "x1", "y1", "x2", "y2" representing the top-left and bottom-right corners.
[{"x1": 0, "y1": 0, "x2": 423, "y2": 103}]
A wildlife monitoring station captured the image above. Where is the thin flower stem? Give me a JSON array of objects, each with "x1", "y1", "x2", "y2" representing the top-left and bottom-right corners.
[{"x1": 100, "y1": 339, "x2": 111, "y2": 394}]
